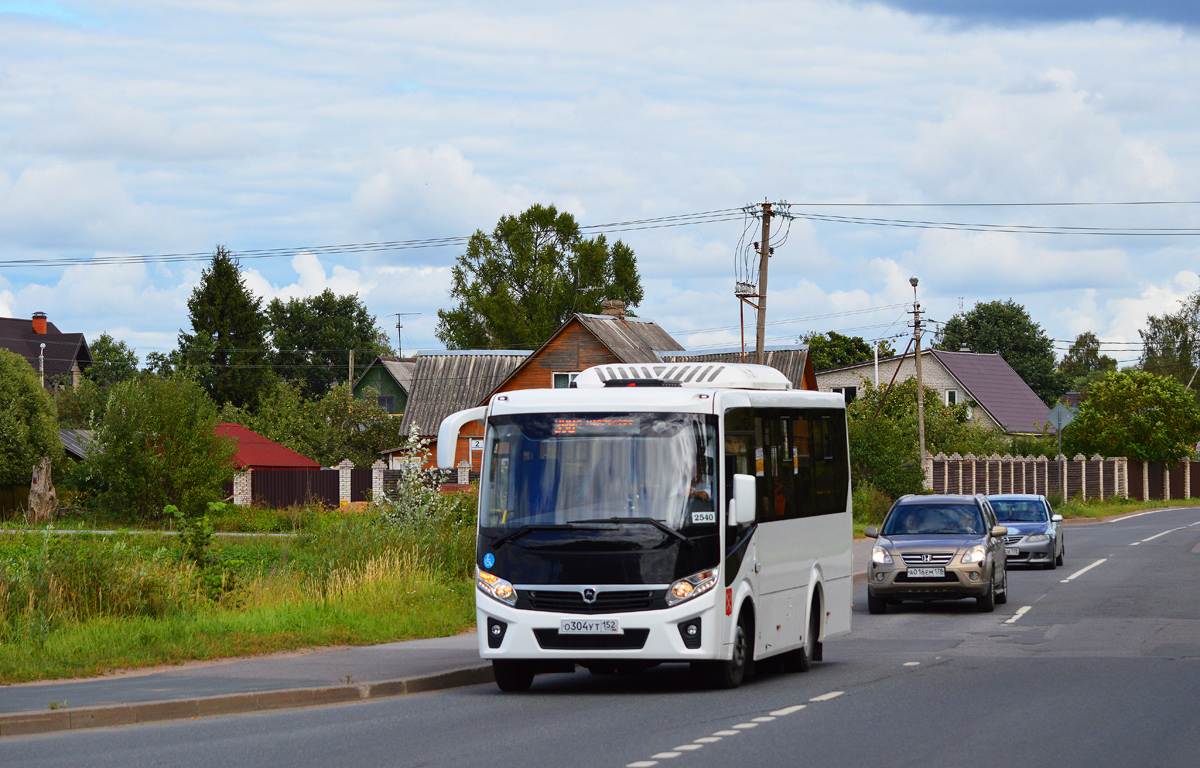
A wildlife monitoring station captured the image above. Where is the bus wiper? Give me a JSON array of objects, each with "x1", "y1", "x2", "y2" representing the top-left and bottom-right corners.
[
  {"x1": 490, "y1": 523, "x2": 602, "y2": 548},
  {"x1": 575, "y1": 517, "x2": 688, "y2": 543}
]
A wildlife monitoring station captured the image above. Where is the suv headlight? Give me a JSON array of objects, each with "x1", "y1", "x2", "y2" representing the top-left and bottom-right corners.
[
  {"x1": 477, "y1": 569, "x2": 517, "y2": 605},
  {"x1": 1024, "y1": 534, "x2": 1050, "y2": 543},
  {"x1": 871, "y1": 544, "x2": 893, "y2": 565},
  {"x1": 667, "y1": 568, "x2": 719, "y2": 607},
  {"x1": 962, "y1": 545, "x2": 986, "y2": 564}
]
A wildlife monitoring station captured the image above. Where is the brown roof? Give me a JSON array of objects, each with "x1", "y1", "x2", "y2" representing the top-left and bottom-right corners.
[
  {"x1": 574, "y1": 314, "x2": 684, "y2": 362},
  {"x1": 663, "y1": 347, "x2": 816, "y2": 390},
  {"x1": 0, "y1": 315, "x2": 91, "y2": 386},
  {"x1": 398, "y1": 351, "x2": 530, "y2": 436},
  {"x1": 931, "y1": 350, "x2": 1050, "y2": 434}
]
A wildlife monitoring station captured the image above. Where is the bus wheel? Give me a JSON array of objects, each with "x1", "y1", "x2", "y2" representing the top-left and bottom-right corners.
[
  {"x1": 782, "y1": 601, "x2": 820, "y2": 673},
  {"x1": 708, "y1": 613, "x2": 752, "y2": 689},
  {"x1": 492, "y1": 660, "x2": 535, "y2": 692}
]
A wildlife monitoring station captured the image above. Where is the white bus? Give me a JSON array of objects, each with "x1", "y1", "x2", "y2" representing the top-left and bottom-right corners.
[{"x1": 438, "y1": 362, "x2": 852, "y2": 691}]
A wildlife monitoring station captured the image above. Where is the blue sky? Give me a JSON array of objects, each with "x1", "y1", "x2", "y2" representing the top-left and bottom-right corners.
[{"x1": 1, "y1": 1, "x2": 1198, "y2": 370}]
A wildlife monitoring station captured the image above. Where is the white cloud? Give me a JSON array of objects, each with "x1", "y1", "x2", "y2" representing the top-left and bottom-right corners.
[{"x1": 1097, "y1": 270, "x2": 1200, "y2": 344}]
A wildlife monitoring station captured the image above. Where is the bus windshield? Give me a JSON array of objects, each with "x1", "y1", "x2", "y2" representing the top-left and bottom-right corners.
[{"x1": 480, "y1": 412, "x2": 718, "y2": 532}]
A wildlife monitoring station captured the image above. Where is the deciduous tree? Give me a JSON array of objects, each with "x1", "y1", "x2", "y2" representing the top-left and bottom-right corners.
[
  {"x1": 803, "y1": 332, "x2": 895, "y2": 371},
  {"x1": 436, "y1": 204, "x2": 643, "y2": 349},
  {"x1": 1140, "y1": 290, "x2": 1200, "y2": 389},
  {"x1": 1065, "y1": 370, "x2": 1200, "y2": 463},
  {"x1": 85, "y1": 333, "x2": 140, "y2": 387},
  {"x1": 0, "y1": 349, "x2": 62, "y2": 486},
  {"x1": 267, "y1": 289, "x2": 392, "y2": 399}
]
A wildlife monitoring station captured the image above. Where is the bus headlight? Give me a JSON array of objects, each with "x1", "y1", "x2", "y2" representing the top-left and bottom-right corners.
[
  {"x1": 667, "y1": 569, "x2": 718, "y2": 607},
  {"x1": 477, "y1": 569, "x2": 517, "y2": 606}
]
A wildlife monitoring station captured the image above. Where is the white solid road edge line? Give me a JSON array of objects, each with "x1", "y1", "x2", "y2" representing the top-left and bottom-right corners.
[
  {"x1": 1061, "y1": 558, "x2": 1107, "y2": 583},
  {"x1": 1139, "y1": 527, "x2": 1184, "y2": 544},
  {"x1": 1004, "y1": 605, "x2": 1033, "y2": 624}
]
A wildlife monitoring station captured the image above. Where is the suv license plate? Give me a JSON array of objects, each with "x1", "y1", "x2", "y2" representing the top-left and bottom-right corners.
[
  {"x1": 906, "y1": 567, "x2": 945, "y2": 578},
  {"x1": 560, "y1": 619, "x2": 620, "y2": 635},
  {"x1": 1005, "y1": 548, "x2": 1019, "y2": 556}
]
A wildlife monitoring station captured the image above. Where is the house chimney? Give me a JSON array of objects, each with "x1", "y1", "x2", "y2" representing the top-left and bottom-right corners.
[
  {"x1": 959, "y1": 343, "x2": 970, "y2": 353},
  {"x1": 32, "y1": 312, "x2": 47, "y2": 334},
  {"x1": 600, "y1": 300, "x2": 625, "y2": 318}
]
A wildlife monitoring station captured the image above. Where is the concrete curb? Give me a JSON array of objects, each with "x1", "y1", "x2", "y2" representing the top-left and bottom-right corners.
[{"x1": 0, "y1": 664, "x2": 494, "y2": 739}]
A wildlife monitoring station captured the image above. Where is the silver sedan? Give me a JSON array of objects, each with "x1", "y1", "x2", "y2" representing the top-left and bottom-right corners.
[{"x1": 986, "y1": 494, "x2": 1064, "y2": 570}]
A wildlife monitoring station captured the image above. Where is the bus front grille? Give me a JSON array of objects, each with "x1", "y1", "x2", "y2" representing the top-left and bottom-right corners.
[
  {"x1": 523, "y1": 590, "x2": 663, "y2": 614},
  {"x1": 533, "y1": 628, "x2": 650, "y2": 650}
]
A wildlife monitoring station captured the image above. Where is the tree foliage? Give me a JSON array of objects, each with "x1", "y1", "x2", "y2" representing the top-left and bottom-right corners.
[
  {"x1": 179, "y1": 246, "x2": 273, "y2": 410},
  {"x1": 436, "y1": 204, "x2": 644, "y2": 349},
  {"x1": 1058, "y1": 331, "x2": 1117, "y2": 393},
  {"x1": 85, "y1": 333, "x2": 140, "y2": 387},
  {"x1": 267, "y1": 289, "x2": 393, "y2": 399},
  {"x1": 936, "y1": 299, "x2": 1067, "y2": 406},
  {"x1": 84, "y1": 377, "x2": 236, "y2": 519},
  {"x1": 0, "y1": 349, "x2": 62, "y2": 486},
  {"x1": 221, "y1": 381, "x2": 397, "y2": 467},
  {"x1": 1065, "y1": 370, "x2": 1200, "y2": 463},
  {"x1": 803, "y1": 332, "x2": 895, "y2": 372},
  {"x1": 1140, "y1": 289, "x2": 1200, "y2": 389},
  {"x1": 846, "y1": 377, "x2": 1010, "y2": 498}
]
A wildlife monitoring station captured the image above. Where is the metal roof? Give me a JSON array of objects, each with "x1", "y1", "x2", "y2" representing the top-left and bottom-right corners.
[
  {"x1": 215, "y1": 423, "x2": 322, "y2": 470},
  {"x1": 59, "y1": 429, "x2": 98, "y2": 460},
  {"x1": 398, "y1": 352, "x2": 530, "y2": 436},
  {"x1": 353, "y1": 355, "x2": 416, "y2": 393},
  {"x1": 0, "y1": 316, "x2": 91, "y2": 385},
  {"x1": 931, "y1": 350, "x2": 1051, "y2": 434}
]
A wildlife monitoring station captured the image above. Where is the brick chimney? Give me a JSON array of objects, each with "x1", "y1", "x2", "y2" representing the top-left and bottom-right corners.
[
  {"x1": 600, "y1": 300, "x2": 625, "y2": 318},
  {"x1": 32, "y1": 312, "x2": 47, "y2": 334}
]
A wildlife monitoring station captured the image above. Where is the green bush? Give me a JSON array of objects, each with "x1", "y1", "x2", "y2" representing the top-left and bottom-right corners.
[
  {"x1": 0, "y1": 349, "x2": 62, "y2": 487},
  {"x1": 852, "y1": 482, "x2": 893, "y2": 526}
]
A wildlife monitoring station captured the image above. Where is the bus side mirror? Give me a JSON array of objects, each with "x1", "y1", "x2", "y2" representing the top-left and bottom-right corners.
[{"x1": 728, "y1": 473, "x2": 755, "y2": 527}]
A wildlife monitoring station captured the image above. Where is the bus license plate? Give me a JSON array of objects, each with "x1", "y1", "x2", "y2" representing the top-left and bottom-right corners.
[
  {"x1": 1005, "y1": 548, "x2": 1019, "y2": 556},
  {"x1": 560, "y1": 619, "x2": 620, "y2": 635},
  {"x1": 906, "y1": 567, "x2": 944, "y2": 578}
]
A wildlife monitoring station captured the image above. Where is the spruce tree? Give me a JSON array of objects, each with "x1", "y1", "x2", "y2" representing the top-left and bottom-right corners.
[{"x1": 179, "y1": 246, "x2": 273, "y2": 410}]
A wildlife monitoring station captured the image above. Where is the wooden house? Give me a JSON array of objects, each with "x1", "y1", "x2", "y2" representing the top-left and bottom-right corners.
[
  {"x1": 352, "y1": 355, "x2": 415, "y2": 415},
  {"x1": 0, "y1": 312, "x2": 91, "y2": 389}
]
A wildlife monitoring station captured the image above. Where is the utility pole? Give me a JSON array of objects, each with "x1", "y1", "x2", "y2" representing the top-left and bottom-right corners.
[
  {"x1": 910, "y1": 276, "x2": 928, "y2": 489},
  {"x1": 755, "y1": 202, "x2": 773, "y2": 364},
  {"x1": 348, "y1": 348, "x2": 355, "y2": 388},
  {"x1": 393, "y1": 312, "x2": 420, "y2": 357}
]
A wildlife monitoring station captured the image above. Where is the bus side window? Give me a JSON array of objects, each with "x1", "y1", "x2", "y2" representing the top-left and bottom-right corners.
[
  {"x1": 792, "y1": 415, "x2": 813, "y2": 518},
  {"x1": 770, "y1": 416, "x2": 795, "y2": 520}
]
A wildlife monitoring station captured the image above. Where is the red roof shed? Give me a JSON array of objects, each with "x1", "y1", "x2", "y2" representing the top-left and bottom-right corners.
[{"x1": 216, "y1": 423, "x2": 321, "y2": 470}]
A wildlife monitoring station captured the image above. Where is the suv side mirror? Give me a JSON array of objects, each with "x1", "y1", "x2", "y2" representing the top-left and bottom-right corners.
[
  {"x1": 864, "y1": 526, "x2": 879, "y2": 539},
  {"x1": 992, "y1": 525, "x2": 1008, "y2": 538},
  {"x1": 728, "y1": 473, "x2": 755, "y2": 527}
]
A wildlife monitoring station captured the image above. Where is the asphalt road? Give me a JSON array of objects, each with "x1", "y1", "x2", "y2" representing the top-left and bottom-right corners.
[{"x1": 4, "y1": 507, "x2": 1198, "y2": 768}]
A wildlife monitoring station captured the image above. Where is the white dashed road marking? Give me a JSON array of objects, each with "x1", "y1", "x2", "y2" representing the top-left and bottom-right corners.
[
  {"x1": 674, "y1": 745, "x2": 703, "y2": 752},
  {"x1": 752, "y1": 716, "x2": 776, "y2": 722},
  {"x1": 651, "y1": 752, "x2": 681, "y2": 759},
  {"x1": 1005, "y1": 605, "x2": 1032, "y2": 624},
  {"x1": 733, "y1": 723, "x2": 758, "y2": 729},
  {"x1": 1061, "y1": 558, "x2": 1107, "y2": 583},
  {"x1": 809, "y1": 691, "x2": 844, "y2": 702},
  {"x1": 903, "y1": 661, "x2": 920, "y2": 666},
  {"x1": 713, "y1": 730, "x2": 739, "y2": 737},
  {"x1": 770, "y1": 705, "x2": 807, "y2": 716}
]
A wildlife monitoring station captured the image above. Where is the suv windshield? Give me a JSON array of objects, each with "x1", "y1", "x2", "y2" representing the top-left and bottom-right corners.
[
  {"x1": 479, "y1": 412, "x2": 718, "y2": 533},
  {"x1": 990, "y1": 499, "x2": 1048, "y2": 522},
  {"x1": 882, "y1": 503, "x2": 985, "y2": 536}
]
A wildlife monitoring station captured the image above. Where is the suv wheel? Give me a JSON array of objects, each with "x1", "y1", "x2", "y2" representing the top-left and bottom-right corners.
[
  {"x1": 867, "y1": 592, "x2": 887, "y2": 615},
  {"x1": 995, "y1": 568, "x2": 1008, "y2": 605}
]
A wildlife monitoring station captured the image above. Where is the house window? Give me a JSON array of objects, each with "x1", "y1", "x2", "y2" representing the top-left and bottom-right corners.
[
  {"x1": 946, "y1": 390, "x2": 958, "y2": 406},
  {"x1": 552, "y1": 372, "x2": 579, "y2": 389},
  {"x1": 831, "y1": 386, "x2": 857, "y2": 404},
  {"x1": 378, "y1": 396, "x2": 396, "y2": 414}
]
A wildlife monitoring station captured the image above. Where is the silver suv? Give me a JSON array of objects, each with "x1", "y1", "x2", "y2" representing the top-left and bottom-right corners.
[{"x1": 865, "y1": 494, "x2": 1008, "y2": 614}]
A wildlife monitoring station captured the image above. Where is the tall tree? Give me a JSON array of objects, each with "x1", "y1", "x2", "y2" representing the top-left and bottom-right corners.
[
  {"x1": 0, "y1": 349, "x2": 62, "y2": 486},
  {"x1": 803, "y1": 332, "x2": 895, "y2": 371},
  {"x1": 267, "y1": 289, "x2": 393, "y2": 399},
  {"x1": 178, "y1": 246, "x2": 273, "y2": 410},
  {"x1": 1059, "y1": 331, "x2": 1117, "y2": 392},
  {"x1": 436, "y1": 204, "x2": 644, "y2": 349},
  {"x1": 936, "y1": 299, "x2": 1067, "y2": 406},
  {"x1": 1066, "y1": 370, "x2": 1200, "y2": 462},
  {"x1": 85, "y1": 333, "x2": 140, "y2": 387},
  {"x1": 1140, "y1": 289, "x2": 1200, "y2": 389}
]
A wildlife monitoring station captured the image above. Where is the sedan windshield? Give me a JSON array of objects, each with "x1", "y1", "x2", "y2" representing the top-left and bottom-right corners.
[
  {"x1": 990, "y1": 499, "x2": 1048, "y2": 523},
  {"x1": 479, "y1": 412, "x2": 718, "y2": 532},
  {"x1": 882, "y1": 504, "x2": 985, "y2": 536}
]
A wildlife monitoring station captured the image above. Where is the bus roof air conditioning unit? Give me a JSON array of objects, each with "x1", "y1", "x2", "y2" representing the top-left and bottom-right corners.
[{"x1": 573, "y1": 363, "x2": 791, "y2": 391}]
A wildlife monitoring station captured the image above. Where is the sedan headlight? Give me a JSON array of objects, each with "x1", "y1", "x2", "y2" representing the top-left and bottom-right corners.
[
  {"x1": 1023, "y1": 534, "x2": 1050, "y2": 543},
  {"x1": 667, "y1": 568, "x2": 719, "y2": 607},
  {"x1": 477, "y1": 569, "x2": 517, "y2": 606},
  {"x1": 962, "y1": 545, "x2": 986, "y2": 564},
  {"x1": 871, "y1": 544, "x2": 893, "y2": 565}
]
